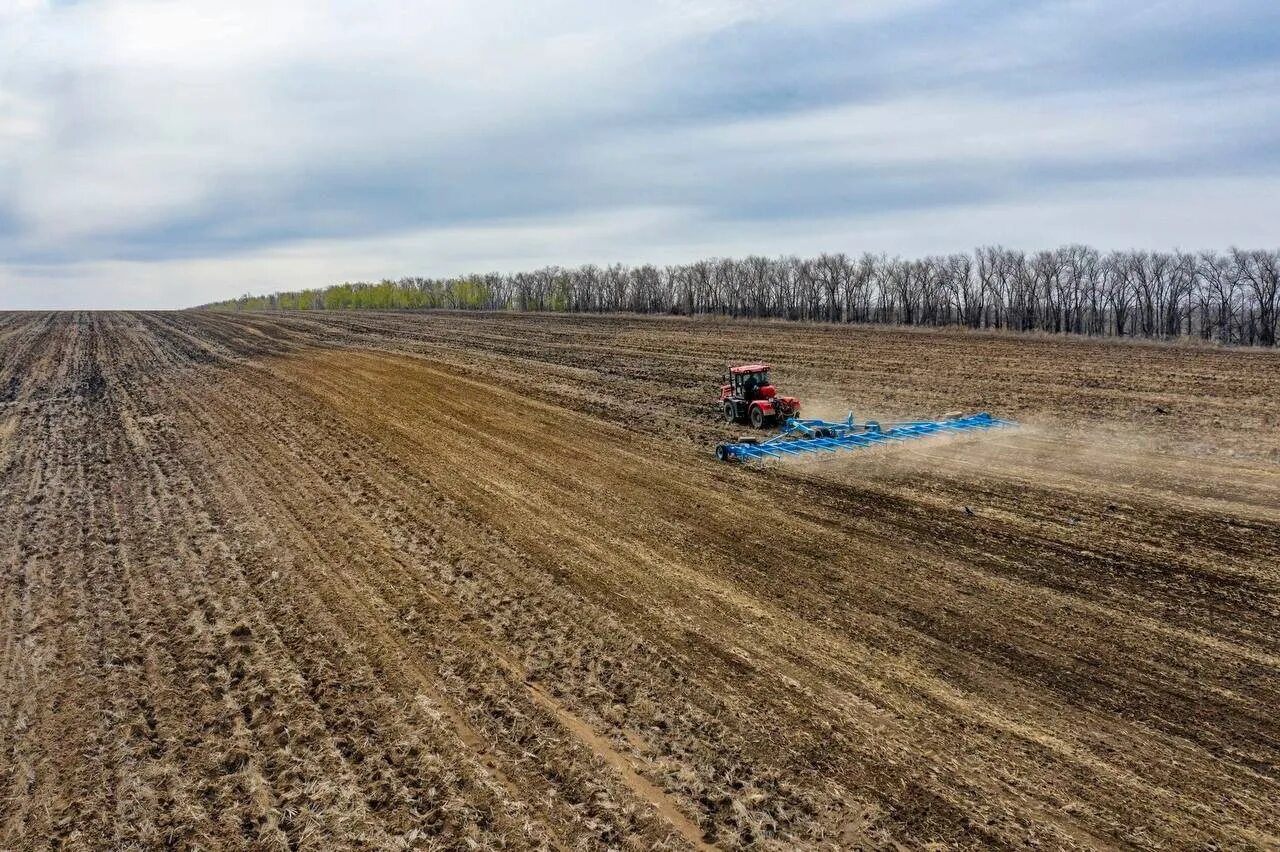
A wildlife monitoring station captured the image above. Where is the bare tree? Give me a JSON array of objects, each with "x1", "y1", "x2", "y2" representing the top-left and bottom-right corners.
[
  {"x1": 209, "y1": 245, "x2": 1279, "y2": 346},
  {"x1": 1199, "y1": 251, "x2": 1238, "y2": 342},
  {"x1": 1234, "y1": 248, "x2": 1280, "y2": 346}
]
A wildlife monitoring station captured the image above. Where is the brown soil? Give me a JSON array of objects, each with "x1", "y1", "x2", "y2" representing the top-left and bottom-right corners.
[{"x1": 2, "y1": 310, "x2": 1277, "y2": 850}]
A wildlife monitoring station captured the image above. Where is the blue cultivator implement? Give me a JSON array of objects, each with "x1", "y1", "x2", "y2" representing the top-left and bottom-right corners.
[{"x1": 714, "y1": 412, "x2": 1015, "y2": 463}]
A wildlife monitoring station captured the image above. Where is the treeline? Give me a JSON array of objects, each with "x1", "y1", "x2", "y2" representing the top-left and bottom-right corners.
[{"x1": 202, "y1": 246, "x2": 1280, "y2": 346}]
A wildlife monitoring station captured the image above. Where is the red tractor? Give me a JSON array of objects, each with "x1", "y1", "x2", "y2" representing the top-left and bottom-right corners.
[{"x1": 719, "y1": 363, "x2": 801, "y2": 428}]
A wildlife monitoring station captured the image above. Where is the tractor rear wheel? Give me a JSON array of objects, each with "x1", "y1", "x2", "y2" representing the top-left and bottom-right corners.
[
  {"x1": 723, "y1": 401, "x2": 737, "y2": 423},
  {"x1": 749, "y1": 405, "x2": 767, "y2": 429}
]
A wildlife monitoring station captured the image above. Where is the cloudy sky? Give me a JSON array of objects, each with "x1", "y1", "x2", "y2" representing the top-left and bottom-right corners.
[{"x1": 2, "y1": 0, "x2": 1278, "y2": 309}]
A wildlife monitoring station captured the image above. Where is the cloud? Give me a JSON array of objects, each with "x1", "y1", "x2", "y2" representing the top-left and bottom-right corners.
[
  {"x1": 2, "y1": 0, "x2": 1279, "y2": 308},
  {"x1": 9, "y1": 173, "x2": 1279, "y2": 310}
]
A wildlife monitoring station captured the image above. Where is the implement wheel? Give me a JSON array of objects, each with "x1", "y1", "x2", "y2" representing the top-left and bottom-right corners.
[{"x1": 749, "y1": 405, "x2": 767, "y2": 429}]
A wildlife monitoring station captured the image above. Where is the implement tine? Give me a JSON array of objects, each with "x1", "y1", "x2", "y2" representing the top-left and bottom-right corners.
[{"x1": 717, "y1": 412, "x2": 1016, "y2": 464}]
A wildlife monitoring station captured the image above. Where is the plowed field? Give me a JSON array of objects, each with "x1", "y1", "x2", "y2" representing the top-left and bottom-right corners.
[{"x1": 2, "y1": 310, "x2": 1278, "y2": 850}]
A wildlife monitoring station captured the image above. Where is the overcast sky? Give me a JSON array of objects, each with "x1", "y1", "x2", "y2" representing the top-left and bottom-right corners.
[{"x1": 2, "y1": 0, "x2": 1278, "y2": 309}]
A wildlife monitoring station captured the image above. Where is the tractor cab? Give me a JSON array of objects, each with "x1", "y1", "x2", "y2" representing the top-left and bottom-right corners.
[
  {"x1": 730, "y1": 365, "x2": 773, "y2": 401},
  {"x1": 719, "y1": 363, "x2": 800, "y2": 428}
]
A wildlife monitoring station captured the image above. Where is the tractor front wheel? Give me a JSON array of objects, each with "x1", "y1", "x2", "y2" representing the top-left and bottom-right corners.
[
  {"x1": 723, "y1": 401, "x2": 737, "y2": 423},
  {"x1": 749, "y1": 405, "x2": 767, "y2": 429}
]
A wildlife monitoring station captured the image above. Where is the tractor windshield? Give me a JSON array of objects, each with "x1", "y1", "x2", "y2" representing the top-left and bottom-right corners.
[{"x1": 738, "y1": 370, "x2": 770, "y2": 398}]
